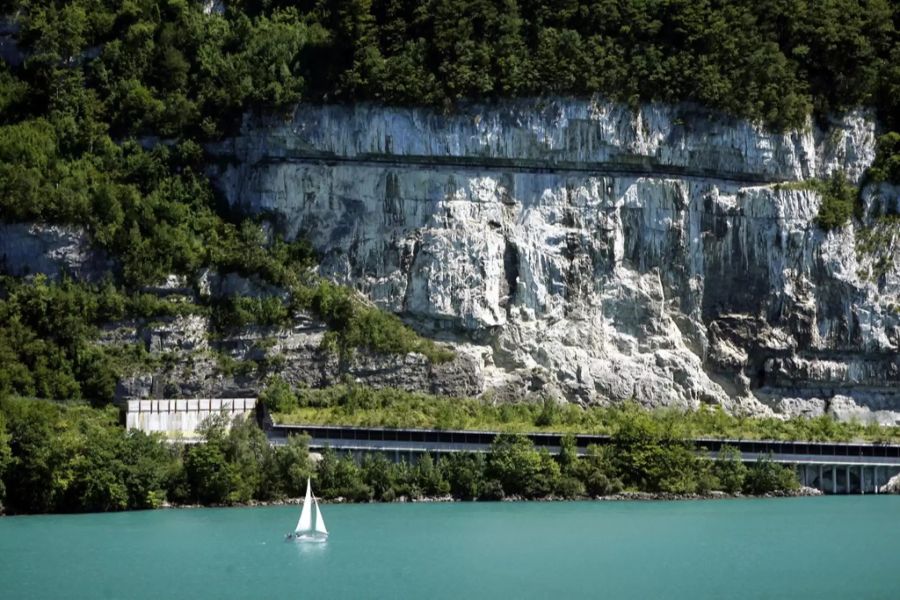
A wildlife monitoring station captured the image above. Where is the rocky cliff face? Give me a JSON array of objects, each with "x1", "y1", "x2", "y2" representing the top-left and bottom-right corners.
[
  {"x1": 209, "y1": 98, "x2": 900, "y2": 423},
  {"x1": 0, "y1": 223, "x2": 484, "y2": 401},
  {"x1": 0, "y1": 223, "x2": 114, "y2": 281},
  {"x1": 107, "y1": 312, "x2": 483, "y2": 402}
]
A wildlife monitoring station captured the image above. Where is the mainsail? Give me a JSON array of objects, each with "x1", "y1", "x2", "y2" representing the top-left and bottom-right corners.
[
  {"x1": 295, "y1": 479, "x2": 313, "y2": 533},
  {"x1": 313, "y1": 495, "x2": 328, "y2": 535}
]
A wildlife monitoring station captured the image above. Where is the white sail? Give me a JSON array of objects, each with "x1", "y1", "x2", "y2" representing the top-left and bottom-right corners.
[
  {"x1": 313, "y1": 495, "x2": 328, "y2": 536},
  {"x1": 295, "y1": 479, "x2": 313, "y2": 533}
]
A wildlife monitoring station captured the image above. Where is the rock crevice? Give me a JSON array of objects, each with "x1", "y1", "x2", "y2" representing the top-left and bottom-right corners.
[{"x1": 212, "y1": 98, "x2": 898, "y2": 422}]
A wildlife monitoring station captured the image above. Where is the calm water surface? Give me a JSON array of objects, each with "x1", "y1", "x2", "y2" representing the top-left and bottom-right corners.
[{"x1": 1, "y1": 497, "x2": 898, "y2": 599}]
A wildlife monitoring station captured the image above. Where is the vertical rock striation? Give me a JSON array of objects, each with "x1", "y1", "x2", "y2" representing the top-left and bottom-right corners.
[{"x1": 210, "y1": 98, "x2": 898, "y2": 421}]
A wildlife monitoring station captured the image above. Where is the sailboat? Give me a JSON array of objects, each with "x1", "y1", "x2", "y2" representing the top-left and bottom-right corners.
[{"x1": 287, "y1": 478, "x2": 328, "y2": 542}]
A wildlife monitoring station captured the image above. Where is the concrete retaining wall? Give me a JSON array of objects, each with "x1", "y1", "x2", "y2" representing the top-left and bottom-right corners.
[{"x1": 124, "y1": 398, "x2": 257, "y2": 438}]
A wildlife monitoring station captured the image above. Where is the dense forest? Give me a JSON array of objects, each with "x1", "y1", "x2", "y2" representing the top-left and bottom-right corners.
[
  {"x1": 2, "y1": 0, "x2": 898, "y2": 134},
  {"x1": 0, "y1": 397, "x2": 799, "y2": 514},
  {"x1": 1, "y1": 1, "x2": 898, "y2": 512}
]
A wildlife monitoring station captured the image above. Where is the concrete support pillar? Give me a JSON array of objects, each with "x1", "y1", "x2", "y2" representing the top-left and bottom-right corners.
[
  {"x1": 818, "y1": 465, "x2": 824, "y2": 492},
  {"x1": 860, "y1": 465, "x2": 865, "y2": 495},
  {"x1": 845, "y1": 466, "x2": 851, "y2": 494},
  {"x1": 875, "y1": 466, "x2": 879, "y2": 494},
  {"x1": 832, "y1": 466, "x2": 837, "y2": 494}
]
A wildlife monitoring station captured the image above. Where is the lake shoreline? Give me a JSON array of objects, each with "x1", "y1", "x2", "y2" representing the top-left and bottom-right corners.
[
  {"x1": 158, "y1": 485, "x2": 825, "y2": 510},
  {"x1": 7, "y1": 486, "x2": 887, "y2": 516}
]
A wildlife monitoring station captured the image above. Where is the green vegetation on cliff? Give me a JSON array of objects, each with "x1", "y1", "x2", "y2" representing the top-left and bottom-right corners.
[
  {"x1": 867, "y1": 133, "x2": 900, "y2": 185},
  {"x1": 0, "y1": 273, "x2": 452, "y2": 406},
  {"x1": 3, "y1": 0, "x2": 898, "y2": 133},
  {"x1": 814, "y1": 171, "x2": 858, "y2": 231},
  {"x1": 0, "y1": 276, "x2": 187, "y2": 404},
  {"x1": 267, "y1": 383, "x2": 900, "y2": 444},
  {"x1": 1, "y1": 0, "x2": 897, "y2": 402}
]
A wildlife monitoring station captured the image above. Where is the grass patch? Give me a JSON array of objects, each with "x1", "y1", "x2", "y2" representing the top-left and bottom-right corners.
[
  {"x1": 268, "y1": 384, "x2": 900, "y2": 444},
  {"x1": 776, "y1": 172, "x2": 858, "y2": 231},
  {"x1": 293, "y1": 280, "x2": 454, "y2": 363}
]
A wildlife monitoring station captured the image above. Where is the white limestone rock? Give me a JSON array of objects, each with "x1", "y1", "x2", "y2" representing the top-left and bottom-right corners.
[
  {"x1": 211, "y1": 97, "x2": 899, "y2": 419},
  {"x1": 879, "y1": 473, "x2": 900, "y2": 494},
  {"x1": 0, "y1": 222, "x2": 112, "y2": 281}
]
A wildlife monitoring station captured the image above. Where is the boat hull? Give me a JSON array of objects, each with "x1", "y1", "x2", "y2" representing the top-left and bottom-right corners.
[{"x1": 287, "y1": 532, "x2": 328, "y2": 543}]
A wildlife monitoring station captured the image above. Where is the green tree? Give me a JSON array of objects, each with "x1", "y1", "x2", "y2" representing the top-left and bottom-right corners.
[
  {"x1": 221, "y1": 416, "x2": 273, "y2": 502},
  {"x1": 183, "y1": 443, "x2": 233, "y2": 504},
  {"x1": 0, "y1": 398, "x2": 66, "y2": 512},
  {"x1": 0, "y1": 68, "x2": 28, "y2": 117},
  {"x1": 316, "y1": 447, "x2": 371, "y2": 501},
  {"x1": 576, "y1": 444, "x2": 622, "y2": 497},
  {"x1": 260, "y1": 377, "x2": 298, "y2": 414},
  {"x1": 440, "y1": 453, "x2": 485, "y2": 499},
  {"x1": 361, "y1": 452, "x2": 397, "y2": 500},
  {"x1": 184, "y1": 413, "x2": 235, "y2": 504},
  {"x1": 867, "y1": 133, "x2": 900, "y2": 184},
  {"x1": 414, "y1": 452, "x2": 450, "y2": 497},
  {"x1": 0, "y1": 409, "x2": 11, "y2": 507},
  {"x1": 487, "y1": 433, "x2": 544, "y2": 497},
  {"x1": 61, "y1": 415, "x2": 129, "y2": 512},
  {"x1": 75, "y1": 345, "x2": 119, "y2": 406},
  {"x1": 816, "y1": 171, "x2": 857, "y2": 231},
  {"x1": 120, "y1": 430, "x2": 172, "y2": 509},
  {"x1": 714, "y1": 445, "x2": 747, "y2": 494},
  {"x1": 743, "y1": 455, "x2": 800, "y2": 495},
  {"x1": 0, "y1": 398, "x2": 170, "y2": 513},
  {"x1": 533, "y1": 448, "x2": 561, "y2": 496},
  {"x1": 558, "y1": 433, "x2": 578, "y2": 475},
  {"x1": 274, "y1": 433, "x2": 314, "y2": 498},
  {"x1": 610, "y1": 403, "x2": 707, "y2": 493}
]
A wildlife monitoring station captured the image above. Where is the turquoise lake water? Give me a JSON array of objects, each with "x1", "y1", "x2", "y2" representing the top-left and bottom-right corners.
[{"x1": 1, "y1": 497, "x2": 898, "y2": 599}]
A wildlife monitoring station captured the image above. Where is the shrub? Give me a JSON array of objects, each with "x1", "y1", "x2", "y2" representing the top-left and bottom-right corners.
[
  {"x1": 441, "y1": 453, "x2": 486, "y2": 500},
  {"x1": 487, "y1": 434, "x2": 544, "y2": 497},
  {"x1": 534, "y1": 398, "x2": 560, "y2": 427},
  {"x1": 479, "y1": 479, "x2": 505, "y2": 501},
  {"x1": 557, "y1": 475, "x2": 586, "y2": 499},
  {"x1": 743, "y1": 455, "x2": 800, "y2": 495},
  {"x1": 260, "y1": 377, "x2": 298, "y2": 413},
  {"x1": 867, "y1": 133, "x2": 900, "y2": 184},
  {"x1": 816, "y1": 171, "x2": 857, "y2": 231},
  {"x1": 298, "y1": 280, "x2": 455, "y2": 363},
  {"x1": 582, "y1": 469, "x2": 622, "y2": 497},
  {"x1": 714, "y1": 445, "x2": 748, "y2": 494}
]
